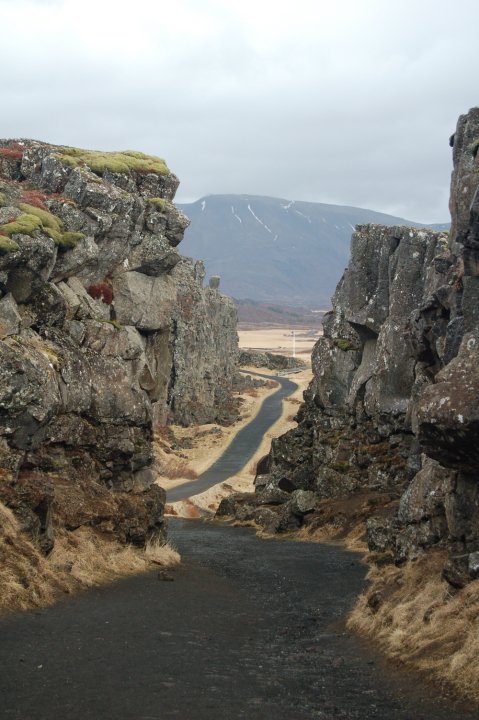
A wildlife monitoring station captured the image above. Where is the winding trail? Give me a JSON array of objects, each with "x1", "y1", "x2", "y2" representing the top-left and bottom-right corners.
[
  {"x1": 1, "y1": 375, "x2": 476, "y2": 719},
  {"x1": 167, "y1": 371, "x2": 298, "y2": 502},
  {"x1": 0, "y1": 521, "x2": 475, "y2": 720}
]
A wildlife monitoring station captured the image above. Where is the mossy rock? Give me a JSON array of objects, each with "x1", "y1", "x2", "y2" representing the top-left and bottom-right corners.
[
  {"x1": 0, "y1": 235, "x2": 20, "y2": 253},
  {"x1": 0, "y1": 213, "x2": 43, "y2": 237},
  {"x1": 55, "y1": 147, "x2": 169, "y2": 177},
  {"x1": 17, "y1": 203, "x2": 64, "y2": 232},
  {"x1": 58, "y1": 231, "x2": 85, "y2": 248},
  {"x1": 334, "y1": 338, "x2": 356, "y2": 351},
  {"x1": 0, "y1": 206, "x2": 83, "y2": 251},
  {"x1": 469, "y1": 139, "x2": 479, "y2": 159},
  {"x1": 146, "y1": 197, "x2": 169, "y2": 211}
]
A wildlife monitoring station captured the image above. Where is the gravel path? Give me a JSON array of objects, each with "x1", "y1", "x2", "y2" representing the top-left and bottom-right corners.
[{"x1": 0, "y1": 520, "x2": 475, "y2": 720}]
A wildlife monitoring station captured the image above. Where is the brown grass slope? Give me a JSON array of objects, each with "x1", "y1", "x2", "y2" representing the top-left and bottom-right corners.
[
  {"x1": 0, "y1": 502, "x2": 180, "y2": 615},
  {"x1": 347, "y1": 552, "x2": 479, "y2": 703}
]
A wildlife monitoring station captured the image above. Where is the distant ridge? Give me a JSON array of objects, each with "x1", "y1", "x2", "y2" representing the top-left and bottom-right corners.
[{"x1": 178, "y1": 194, "x2": 449, "y2": 307}]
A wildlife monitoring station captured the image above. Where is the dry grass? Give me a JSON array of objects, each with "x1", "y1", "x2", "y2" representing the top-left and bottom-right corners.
[
  {"x1": 158, "y1": 458, "x2": 198, "y2": 480},
  {"x1": 285, "y1": 396, "x2": 301, "y2": 404},
  {"x1": 144, "y1": 537, "x2": 181, "y2": 566},
  {"x1": 167, "y1": 500, "x2": 201, "y2": 518},
  {"x1": 0, "y1": 503, "x2": 71, "y2": 613},
  {"x1": 244, "y1": 388, "x2": 260, "y2": 398},
  {"x1": 0, "y1": 501, "x2": 180, "y2": 616},
  {"x1": 347, "y1": 551, "x2": 479, "y2": 703}
]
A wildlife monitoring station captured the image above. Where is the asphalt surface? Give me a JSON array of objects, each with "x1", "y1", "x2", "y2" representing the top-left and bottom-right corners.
[
  {"x1": 0, "y1": 520, "x2": 476, "y2": 720},
  {"x1": 167, "y1": 371, "x2": 298, "y2": 502}
]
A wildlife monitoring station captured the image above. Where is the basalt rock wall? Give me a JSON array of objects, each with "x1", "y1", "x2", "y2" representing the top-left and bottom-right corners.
[
  {"x1": 220, "y1": 108, "x2": 479, "y2": 585},
  {"x1": 0, "y1": 140, "x2": 238, "y2": 554}
]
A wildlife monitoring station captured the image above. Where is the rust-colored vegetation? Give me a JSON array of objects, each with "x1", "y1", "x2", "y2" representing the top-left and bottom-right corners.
[{"x1": 88, "y1": 282, "x2": 113, "y2": 305}]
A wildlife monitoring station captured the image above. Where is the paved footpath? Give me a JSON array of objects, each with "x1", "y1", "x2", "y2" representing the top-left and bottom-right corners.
[
  {"x1": 167, "y1": 371, "x2": 298, "y2": 502},
  {"x1": 0, "y1": 520, "x2": 476, "y2": 720}
]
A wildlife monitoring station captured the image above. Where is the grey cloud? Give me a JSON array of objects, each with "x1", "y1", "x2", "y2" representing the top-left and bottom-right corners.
[{"x1": 1, "y1": 0, "x2": 478, "y2": 222}]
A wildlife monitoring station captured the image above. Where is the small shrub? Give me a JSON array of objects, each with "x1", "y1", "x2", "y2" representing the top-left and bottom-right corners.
[
  {"x1": 244, "y1": 388, "x2": 260, "y2": 398},
  {"x1": 266, "y1": 380, "x2": 279, "y2": 389},
  {"x1": 158, "y1": 458, "x2": 198, "y2": 480},
  {"x1": 88, "y1": 282, "x2": 113, "y2": 305}
]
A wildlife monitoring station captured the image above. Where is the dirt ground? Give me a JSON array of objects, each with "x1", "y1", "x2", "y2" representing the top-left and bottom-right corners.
[
  {"x1": 2, "y1": 520, "x2": 475, "y2": 720},
  {"x1": 159, "y1": 328, "x2": 315, "y2": 517}
]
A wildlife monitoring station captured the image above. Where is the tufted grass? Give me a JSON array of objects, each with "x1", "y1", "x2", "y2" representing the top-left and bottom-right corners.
[
  {"x1": 55, "y1": 147, "x2": 169, "y2": 176},
  {"x1": 0, "y1": 500, "x2": 180, "y2": 615},
  {"x1": 347, "y1": 551, "x2": 479, "y2": 703}
]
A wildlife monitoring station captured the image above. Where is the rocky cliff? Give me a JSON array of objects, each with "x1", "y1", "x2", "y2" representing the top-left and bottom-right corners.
[
  {"x1": 0, "y1": 141, "x2": 238, "y2": 556},
  {"x1": 220, "y1": 108, "x2": 479, "y2": 587}
]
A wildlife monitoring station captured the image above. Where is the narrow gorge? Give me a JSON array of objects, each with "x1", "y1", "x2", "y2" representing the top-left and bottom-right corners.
[{"x1": 1, "y1": 105, "x2": 479, "y2": 715}]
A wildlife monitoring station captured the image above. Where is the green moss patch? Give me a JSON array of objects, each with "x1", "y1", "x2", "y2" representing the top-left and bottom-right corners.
[
  {"x1": 55, "y1": 147, "x2": 169, "y2": 177},
  {"x1": 0, "y1": 206, "x2": 84, "y2": 250},
  {"x1": 146, "y1": 197, "x2": 169, "y2": 211},
  {"x1": 0, "y1": 192, "x2": 6, "y2": 207},
  {"x1": 0, "y1": 213, "x2": 43, "y2": 237},
  {"x1": 17, "y1": 203, "x2": 64, "y2": 232},
  {"x1": 58, "y1": 231, "x2": 85, "y2": 248},
  {"x1": 334, "y1": 338, "x2": 356, "y2": 351},
  {"x1": 0, "y1": 235, "x2": 20, "y2": 253}
]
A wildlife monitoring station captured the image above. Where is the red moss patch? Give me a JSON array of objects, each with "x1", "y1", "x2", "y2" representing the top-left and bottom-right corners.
[{"x1": 88, "y1": 282, "x2": 113, "y2": 305}]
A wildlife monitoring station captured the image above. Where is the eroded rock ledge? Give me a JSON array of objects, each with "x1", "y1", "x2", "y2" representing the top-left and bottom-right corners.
[
  {"x1": 220, "y1": 107, "x2": 479, "y2": 587},
  {"x1": 0, "y1": 141, "x2": 238, "y2": 554}
]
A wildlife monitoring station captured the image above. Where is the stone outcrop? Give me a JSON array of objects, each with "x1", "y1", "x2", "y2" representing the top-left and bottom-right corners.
[
  {"x1": 220, "y1": 107, "x2": 479, "y2": 585},
  {"x1": 239, "y1": 349, "x2": 306, "y2": 371},
  {"x1": 0, "y1": 140, "x2": 239, "y2": 555}
]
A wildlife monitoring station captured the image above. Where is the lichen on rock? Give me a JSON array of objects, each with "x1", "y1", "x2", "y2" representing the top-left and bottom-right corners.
[{"x1": 0, "y1": 139, "x2": 239, "y2": 563}]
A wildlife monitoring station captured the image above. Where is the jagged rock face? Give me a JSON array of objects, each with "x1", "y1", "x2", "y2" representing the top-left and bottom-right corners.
[
  {"x1": 0, "y1": 140, "x2": 239, "y2": 553},
  {"x1": 220, "y1": 107, "x2": 479, "y2": 585}
]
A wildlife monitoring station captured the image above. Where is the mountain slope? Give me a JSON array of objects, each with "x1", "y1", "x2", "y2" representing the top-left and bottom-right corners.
[{"x1": 178, "y1": 195, "x2": 448, "y2": 307}]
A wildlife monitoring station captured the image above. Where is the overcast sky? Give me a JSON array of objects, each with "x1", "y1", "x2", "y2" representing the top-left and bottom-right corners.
[{"x1": 1, "y1": 0, "x2": 478, "y2": 222}]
